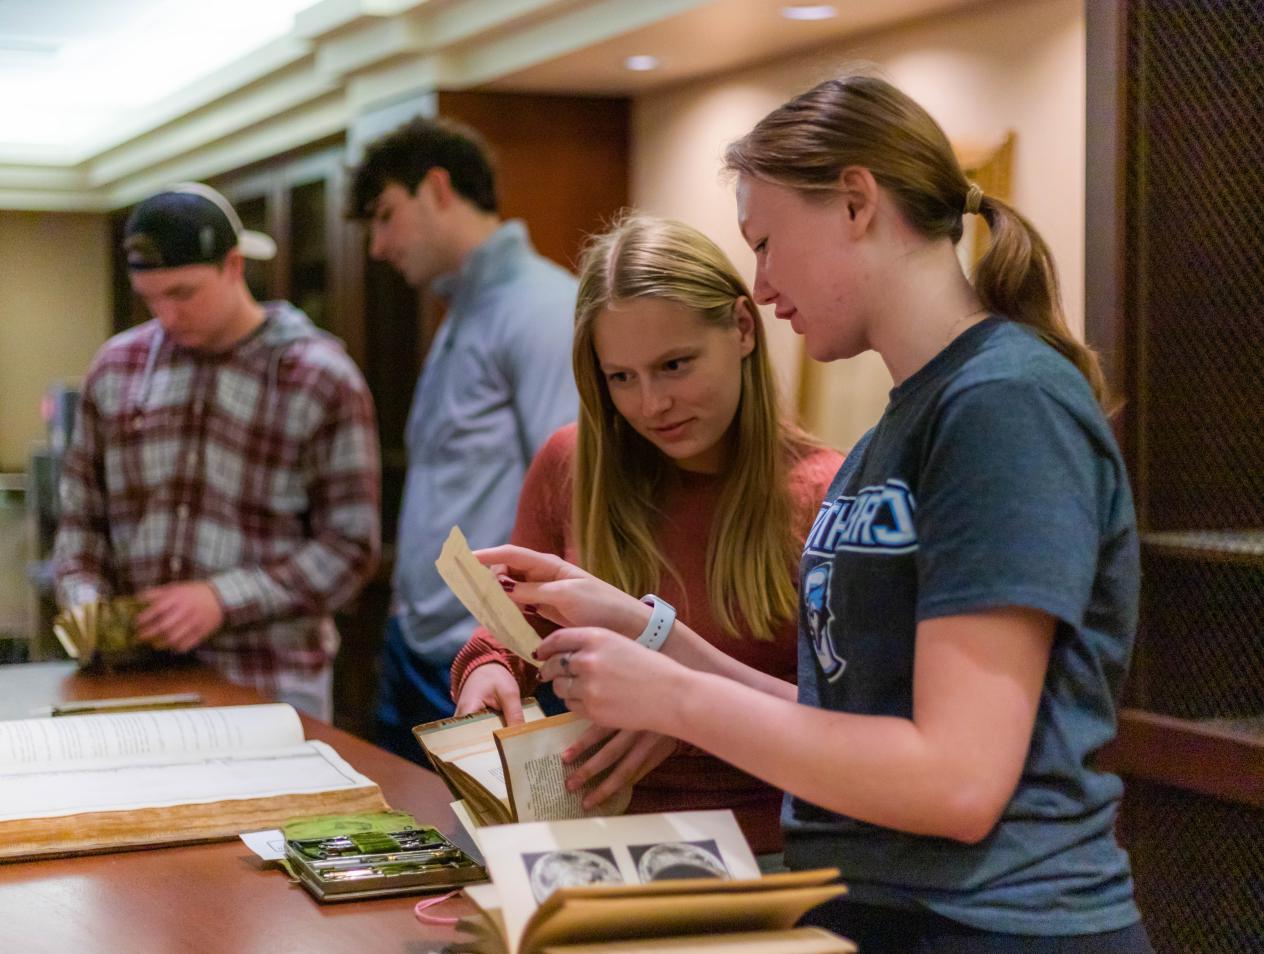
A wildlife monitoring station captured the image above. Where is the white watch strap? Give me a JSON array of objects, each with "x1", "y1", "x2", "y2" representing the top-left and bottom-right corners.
[{"x1": 636, "y1": 594, "x2": 676, "y2": 652}]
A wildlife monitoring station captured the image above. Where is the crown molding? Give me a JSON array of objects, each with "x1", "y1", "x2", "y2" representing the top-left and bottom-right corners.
[{"x1": 1, "y1": 0, "x2": 712, "y2": 212}]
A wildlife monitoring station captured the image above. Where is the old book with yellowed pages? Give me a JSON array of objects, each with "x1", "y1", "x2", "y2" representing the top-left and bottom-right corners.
[
  {"x1": 0, "y1": 703, "x2": 386, "y2": 861},
  {"x1": 451, "y1": 811, "x2": 853, "y2": 954},
  {"x1": 415, "y1": 704, "x2": 633, "y2": 828}
]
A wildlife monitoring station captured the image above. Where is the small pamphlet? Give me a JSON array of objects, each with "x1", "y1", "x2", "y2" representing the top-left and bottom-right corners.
[{"x1": 435, "y1": 526, "x2": 542, "y2": 666}]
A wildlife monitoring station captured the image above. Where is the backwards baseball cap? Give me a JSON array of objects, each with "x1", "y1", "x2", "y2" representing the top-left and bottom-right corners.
[{"x1": 123, "y1": 182, "x2": 277, "y2": 270}]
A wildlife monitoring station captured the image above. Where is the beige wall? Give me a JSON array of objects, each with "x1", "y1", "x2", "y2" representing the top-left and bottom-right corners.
[
  {"x1": 0, "y1": 211, "x2": 112, "y2": 471},
  {"x1": 631, "y1": 0, "x2": 1085, "y2": 451}
]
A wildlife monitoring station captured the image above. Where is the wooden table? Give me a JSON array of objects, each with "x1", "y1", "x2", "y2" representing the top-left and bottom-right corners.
[{"x1": 0, "y1": 662, "x2": 473, "y2": 953}]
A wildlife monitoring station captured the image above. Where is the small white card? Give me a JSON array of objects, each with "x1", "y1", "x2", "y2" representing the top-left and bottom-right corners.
[{"x1": 240, "y1": 828, "x2": 286, "y2": 861}]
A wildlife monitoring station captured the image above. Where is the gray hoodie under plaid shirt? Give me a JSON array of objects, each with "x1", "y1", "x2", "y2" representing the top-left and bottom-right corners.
[{"x1": 54, "y1": 301, "x2": 380, "y2": 699}]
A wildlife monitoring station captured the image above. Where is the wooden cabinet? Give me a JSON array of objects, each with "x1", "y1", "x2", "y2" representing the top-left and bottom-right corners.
[
  {"x1": 214, "y1": 140, "x2": 367, "y2": 366},
  {"x1": 1086, "y1": 2, "x2": 1264, "y2": 950}
]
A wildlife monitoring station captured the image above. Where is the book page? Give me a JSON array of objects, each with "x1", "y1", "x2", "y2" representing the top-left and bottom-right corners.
[
  {"x1": 0, "y1": 739, "x2": 376, "y2": 822},
  {"x1": 541, "y1": 927, "x2": 855, "y2": 953},
  {"x1": 496, "y1": 714, "x2": 633, "y2": 823},
  {"x1": 450, "y1": 746, "x2": 511, "y2": 802},
  {"x1": 478, "y1": 811, "x2": 760, "y2": 954},
  {"x1": 416, "y1": 703, "x2": 544, "y2": 761},
  {"x1": 435, "y1": 526, "x2": 542, "y2": 665},
  {"x1": 528, "y1": 881, "x2": 849, "y2": 953},
  {"x1": 0, "y1": 703, "x2": 304, "y2": 771}
]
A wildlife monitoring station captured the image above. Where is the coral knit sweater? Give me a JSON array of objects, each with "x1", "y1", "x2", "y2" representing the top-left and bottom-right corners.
[{"x1": 451, "y1": 423, "x2": 843, "y2": 853}]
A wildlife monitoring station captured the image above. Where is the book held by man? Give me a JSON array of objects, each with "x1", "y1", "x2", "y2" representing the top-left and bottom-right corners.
[
  {"x1": 0, "y1": 702, "x2": 386, "y2": 860},
  {"x1": 452, "y1": 810, "x2": 854, "y2": 954}
]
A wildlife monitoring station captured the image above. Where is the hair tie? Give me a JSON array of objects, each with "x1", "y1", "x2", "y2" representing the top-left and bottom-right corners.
[
  {"x1": 414, "y1": 889, "x2": 463, "y2": 925},
  {"x1": 963, "y1": 182, "x2": 984, "y2": 215}
]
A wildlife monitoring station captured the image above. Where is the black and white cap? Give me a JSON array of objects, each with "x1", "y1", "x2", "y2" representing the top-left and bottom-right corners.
[{"x1": 123, "y1": 182, "x2": 277, "y2": 270}]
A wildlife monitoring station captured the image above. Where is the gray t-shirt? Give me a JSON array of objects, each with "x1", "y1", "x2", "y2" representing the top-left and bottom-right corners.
[{"x1": 786, "y1": 318, "x2": 1141, "y2": 935}]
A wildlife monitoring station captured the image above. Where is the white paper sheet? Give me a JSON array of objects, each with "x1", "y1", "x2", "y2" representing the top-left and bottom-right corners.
[
  {"x1": 0, "y1": 703, "x2": 303, "y2": 770},
  {"x1": 240, "y1": 828, "x2": 287, "y2": 861},
  {"x1": 0, "y1": 739, "x2": 375, "y2": 821}
]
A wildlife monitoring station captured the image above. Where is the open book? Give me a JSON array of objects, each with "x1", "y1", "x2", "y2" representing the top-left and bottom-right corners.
[
  {"x1": 415, "y1": 703, "x2": 633, "y2": 828},
  {"x1": 0, "y1": 703, "x2": 386, "y2": 861},
  {"x1": 454, "y1": 810, "x2": 854, "y2": 954}
]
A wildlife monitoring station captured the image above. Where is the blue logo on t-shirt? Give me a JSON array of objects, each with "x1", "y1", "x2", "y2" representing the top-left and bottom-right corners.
[
  {"x1": 805, "y1": 479, "x2": 918, "y2": 556},
  {"x1": 803, "y1": 563, "x2": 846, "y2": 682}
]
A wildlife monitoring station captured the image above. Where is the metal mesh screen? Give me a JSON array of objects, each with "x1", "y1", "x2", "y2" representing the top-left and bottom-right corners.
[
  {"x1": 1134, "y1": 551, "x2": 1264, "y2": 719},
  {"x1": 1121, "y1": 4, "x2": 1264, "y2": 950},
  {"x1": 1120, "y1": 781, "x2": 1264, "y2": 953},
  {"x1": 1127, "y1": 0, "x2": 1264, "y2": 532}
]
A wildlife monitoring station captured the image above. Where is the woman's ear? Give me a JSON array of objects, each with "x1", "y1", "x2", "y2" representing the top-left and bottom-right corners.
[
  {"x1": 734, "y1": 297, "x2": 758, "y2": 357},
  {"x1": 837, "y1": 166, "x2": 879, "y2": 235}
]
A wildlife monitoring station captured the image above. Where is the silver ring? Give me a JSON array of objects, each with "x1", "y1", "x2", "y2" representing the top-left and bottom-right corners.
[{"x1": 559, "y1": 652, "x2": 572, "y2": 674}]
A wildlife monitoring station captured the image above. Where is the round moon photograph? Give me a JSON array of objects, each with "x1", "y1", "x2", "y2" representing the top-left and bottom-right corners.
[
  {"x1": 525, "y1": 848, "x2": 623, "y2": 903},
  {"x1": 633, "y1": 840, "x2": 729, "y2": 882}
]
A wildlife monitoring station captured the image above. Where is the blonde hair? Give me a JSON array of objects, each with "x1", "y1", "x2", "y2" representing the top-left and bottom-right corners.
[
  {"x1": 724, "y1": 71, "x2": 1107, "y2": 405},
  {"x1": 573, "y1": 213, "x2": 811, "y2": 640}
]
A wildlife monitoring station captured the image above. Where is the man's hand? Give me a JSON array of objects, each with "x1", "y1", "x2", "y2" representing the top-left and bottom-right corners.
[
  {"x1": 454, "y1": 663, "x2": 525, "y2": 722},
  {"x1": 136, "y1": 582, "x2": 225, "y2": 653}
]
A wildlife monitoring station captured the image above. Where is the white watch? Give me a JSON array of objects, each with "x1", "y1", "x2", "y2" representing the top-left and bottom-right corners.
[{"x1": 636, "y1": 594, "x2": 676, "y2": 652}]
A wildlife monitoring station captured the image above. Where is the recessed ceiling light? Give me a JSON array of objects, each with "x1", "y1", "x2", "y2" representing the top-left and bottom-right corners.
[
  {"x1": 624, "y1": 54, "x2": 660, "y2": 71},
  {"x1": 780, "y1": 4, "x2": 838, "y2": 20}
]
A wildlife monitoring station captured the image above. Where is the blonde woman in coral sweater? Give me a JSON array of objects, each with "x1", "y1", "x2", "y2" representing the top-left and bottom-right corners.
[{"x1": 450, "y1": 213, "x2": 842, "y2": 856}]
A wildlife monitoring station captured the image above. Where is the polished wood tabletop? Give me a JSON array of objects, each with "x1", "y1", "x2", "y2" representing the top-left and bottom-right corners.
[{"x1": 0, "y1": 662, "x2": 473, "y2": 954}]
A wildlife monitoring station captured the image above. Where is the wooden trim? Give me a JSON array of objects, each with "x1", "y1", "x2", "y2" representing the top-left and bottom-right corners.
[
  {"x1": 1084, "y1": 0, "x2": 1139, "y2": 493},
  {"x1": 1097, "y1": 708, "x2": 1264, "y2": 809}
]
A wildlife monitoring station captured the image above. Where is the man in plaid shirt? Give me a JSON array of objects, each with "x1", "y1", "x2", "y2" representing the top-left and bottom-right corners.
[{"x1": 54, "y1": 183, "x2": 380, "y2": 719}]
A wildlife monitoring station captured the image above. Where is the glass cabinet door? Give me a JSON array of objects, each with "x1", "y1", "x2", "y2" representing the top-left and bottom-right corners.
[
  {"x1": 234, "y1": 193, "x2": 273, "y2": 303},
  {"x1": 287, "y1": 177, "x2": 329, "y2": 331}
]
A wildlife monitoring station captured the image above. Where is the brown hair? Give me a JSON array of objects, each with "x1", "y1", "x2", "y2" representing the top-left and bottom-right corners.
[
  {"x1": 724, "y1": 72, "x2": 1107, "y2": 405},
  {"x1": 573, "y1": 213, "x2": 816, "y2": 640}
]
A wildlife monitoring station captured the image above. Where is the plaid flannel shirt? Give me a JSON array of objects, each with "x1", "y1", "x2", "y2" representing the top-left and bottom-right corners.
[{"x1": 54, "y1": 302, "x2": 380, "y2": 698}]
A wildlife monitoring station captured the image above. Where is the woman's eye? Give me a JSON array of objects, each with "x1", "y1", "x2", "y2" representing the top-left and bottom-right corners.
[
  {"x1": 606, "y1": 371, "x2": 630, "y2": 384},
  {"x1": 663, "y1": 357, "x2": 692, "y2": 373},
  {"x1": 754, "y1": 240, "x2": 767, "y2": 254}
]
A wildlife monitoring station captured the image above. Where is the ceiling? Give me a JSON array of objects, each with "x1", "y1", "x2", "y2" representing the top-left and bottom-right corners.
[
  {"x1": 0, "y1": 0, "x2": 314, "y2": 163},
  {"x1": 0, "y1": 0, "x2": 979, "y2": 211},
  {"x1": 485, "y1": 0, "x2": 981, "y2": 96}
]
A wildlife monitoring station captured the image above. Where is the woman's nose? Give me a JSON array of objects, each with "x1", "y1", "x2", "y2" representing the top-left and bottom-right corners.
[
  {"x1": 641, "y1": 383, "x2": 672, "y2": 416},
  {"x1": 752, "y1": 263, "x2": 776, "y2": 305}
]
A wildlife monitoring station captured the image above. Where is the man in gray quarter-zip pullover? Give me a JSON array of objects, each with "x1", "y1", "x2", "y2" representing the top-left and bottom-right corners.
[{"x1": 349, "y1": 117, "x2": 577, "y2": 763}]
